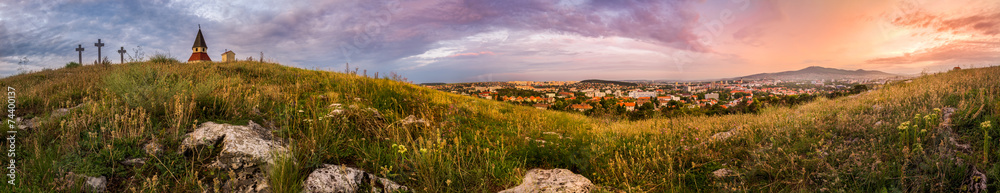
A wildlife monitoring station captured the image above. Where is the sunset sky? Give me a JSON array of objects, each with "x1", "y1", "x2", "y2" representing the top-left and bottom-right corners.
[{"x1": 2, "y1": 0, "x2": 998, "y2": 83}]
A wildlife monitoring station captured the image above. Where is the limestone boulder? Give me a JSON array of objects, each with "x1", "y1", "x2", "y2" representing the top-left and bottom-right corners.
[{"x1": 499, "y1": 168, "x2": 594, "y2": 193}]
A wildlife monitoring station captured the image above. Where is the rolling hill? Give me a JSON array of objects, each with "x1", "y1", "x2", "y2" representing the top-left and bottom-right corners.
[
  {"x1": 1, "y1": 60, "x2": 997, "y2": 192},
  {"x1": 736, "y1": 66, "x2": 902, "y2": 80},
  {"x1": 578, "y1": 79, "x2": 639, "y2": 86}
]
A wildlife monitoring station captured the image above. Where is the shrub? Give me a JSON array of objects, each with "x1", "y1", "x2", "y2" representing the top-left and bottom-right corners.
[
  {"x1": 149, "y1": 53, "x2": 179, "y2": 63},
  {"x1": 64, "y1": 62, "x2": 81, "y2": 68}
]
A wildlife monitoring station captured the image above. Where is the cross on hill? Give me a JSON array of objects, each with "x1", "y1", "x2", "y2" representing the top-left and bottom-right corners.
[
  {"x1": 94, "y1": 39, "x2": 105, "y2": 64},
  {"x1": 75, "y1": 45, "x2": 85, "y2": 65},
  {"x1": 117, "y1": 47, "x2": 127, "y2": 64}
]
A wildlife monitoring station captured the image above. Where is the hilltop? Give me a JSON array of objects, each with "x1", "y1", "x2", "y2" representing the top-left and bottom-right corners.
[
  {"x1": 736, "y1": 66, "x2": 901, "y2": 80},
  {"x1": 1, "y1": 60, "x2": 997, "y2": 192},
  {"x1": 579, "y1": 79, "x2": 639, "y2": 86}
]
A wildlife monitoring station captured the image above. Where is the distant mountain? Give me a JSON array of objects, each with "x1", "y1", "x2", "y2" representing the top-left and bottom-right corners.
[
  {"x1": 579, "y1": 79, "x2": 639, "y2": 86},
  {"x1": 735, "y1": 66, "x2": 900, "y2": 81}
]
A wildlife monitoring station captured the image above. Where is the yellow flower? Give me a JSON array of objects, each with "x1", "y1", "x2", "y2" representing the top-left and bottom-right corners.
[{"x1": 982, "y1": 121, "x2": 992, "y2": 129}]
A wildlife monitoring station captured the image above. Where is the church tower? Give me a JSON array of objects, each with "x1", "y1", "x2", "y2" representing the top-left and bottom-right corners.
[{"x1": 187, "y1": 27, "x2": 212, "y2": 63}]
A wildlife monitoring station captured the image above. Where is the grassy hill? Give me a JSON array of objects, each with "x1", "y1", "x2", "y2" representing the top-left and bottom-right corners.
[
  {"x1": 736, "y1": 66, "x2": 902, "y2": 81},
  {"x1": 1, "y1": 61, "x2": 997, "y2": 192}
]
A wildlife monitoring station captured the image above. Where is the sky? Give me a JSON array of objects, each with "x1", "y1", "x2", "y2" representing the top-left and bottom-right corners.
[{"x1": 1, "y1": 0, "x2": 998, "y2": 83}]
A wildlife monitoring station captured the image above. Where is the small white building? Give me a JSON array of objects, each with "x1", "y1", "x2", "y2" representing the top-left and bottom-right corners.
[
  {"x1": 628, "y1": 91, "x2": 657, "y2": 99},
  {"x1": 705, "y1": 93, "x2": 720, "y2": 100},
  {"x1": 221, "y1": 50, "x2": 236, "y2": 62}
]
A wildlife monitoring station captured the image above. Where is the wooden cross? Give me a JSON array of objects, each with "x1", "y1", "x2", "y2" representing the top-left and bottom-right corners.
[
  {"x1": 117, "y1": 47, "x2": 127, "y2": 64},
  {"x1": 94, "y1": 39, "x2": 105, "y2": 64},
  {"x1": 75, "y1": 45, "x2": 85, "y2": 65}
]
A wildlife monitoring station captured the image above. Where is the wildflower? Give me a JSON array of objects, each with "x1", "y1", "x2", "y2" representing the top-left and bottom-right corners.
[
  {"x1": 982, "y1": 121, "x2": 992, "y2": 129},
  {"x1": 933, "y1": 108, "x2": 942, "y2": 114},
  {"x1": 446, "y1": 179, "x2": 452, "y2": 186},
  {"x1": 391, "y1": 144, "x2": 407, "y2": 153},
  {"x1": 419, "y1": 148, "x2": 428, "y2": 153},
  {"x1": 898, "y1": 121, "x2": 911, "y2": 130}
]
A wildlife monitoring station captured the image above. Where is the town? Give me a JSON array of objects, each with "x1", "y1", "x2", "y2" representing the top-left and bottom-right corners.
[{"x1": 424, "y1": 78, "x2": 899, "y2": 120}]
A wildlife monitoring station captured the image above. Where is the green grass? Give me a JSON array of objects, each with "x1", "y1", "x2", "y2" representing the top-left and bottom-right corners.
[{"x1": 1, "y1": 61, "x2": 997, "y2": 192}]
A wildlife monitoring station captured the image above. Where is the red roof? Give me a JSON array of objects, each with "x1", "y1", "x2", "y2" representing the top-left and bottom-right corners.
[
  {"x1": 570, "y1": 104, "x2": 593, "y2": 109},
  {"x1": 188, "y1": 52, "x2": 212, "y2": 62}
]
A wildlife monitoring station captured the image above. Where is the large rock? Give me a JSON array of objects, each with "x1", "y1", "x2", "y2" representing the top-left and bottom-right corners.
[
  {"x1": 499, "y1": 168, "x2": 594, "y2": 193},
  {"x1": 57, "y1": 172, "x2": 106, "y2": 192},
  {"x1": 303, "y1": 164, "x2": 409, "y2": 193},
  {"x1": 179, "y1": 120, "x2": 288, "y2": 169}
]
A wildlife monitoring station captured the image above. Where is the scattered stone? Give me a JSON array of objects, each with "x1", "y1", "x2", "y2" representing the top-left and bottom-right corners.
[
  {"x1": 302, "y1": 164, "x2": 409, "y2": 193},
  {"x1": 225, "y1": 167, "x2": 271, "y2": 193},
  {"x1": 399, "y1": 115, "x2": 429, "y2": 127},
  {"x1": 179, "y1": 120, "x2": 288, "y2": 169},
  {"x1": 710, "y1": 127, "x2": 740, "y2": 142},
  {"x1": 15, "y1": 117, "x2": 34, "y2": 130},
  {"x1": 712, "y1": 168, "x2": 734, "y2": 178},
  {"x1": 144, "y1": 140, "x2": 163, "y2": 156},
  {"x1": 541, "y1": 132, "x2": 563, "y2": 139},
  {"x1": 50, "y1": 102, "x2": 90, "y2": 120},
  {"x1": 51, "y1": 108, "x2": 71, "y2": 119},
  {"x1": 84, "y1": 175, "x2": 108, "y2": 193},
  {"x1": 60, "y1": 172, "x2": 107, "y2": 192},
  {"x1": 499, "y1": 168, "x2": 594, "y2": 193},
  {"x1": 962, "y1": 166, "x2": 987, "y2": 193},
  {"x1": 122, "y1": 158, "x2": 146, "y2": 166}
]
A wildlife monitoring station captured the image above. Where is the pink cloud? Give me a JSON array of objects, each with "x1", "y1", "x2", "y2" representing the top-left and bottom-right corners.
[
  {"x1": 866, "y1": 40, "x2": 1000, "y2": 64},
  {"x1": 448, "y1": 51, "x2": 495, "y2": 57},
  {"x1": 891, "y1": 10, "x2": 1000, "y2": 36}
]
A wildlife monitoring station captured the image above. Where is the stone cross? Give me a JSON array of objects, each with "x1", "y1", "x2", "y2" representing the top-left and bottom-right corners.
[
  {"x1": 117, "y1": 47, "x2": 127, "y2": 64},
  {"x1": 75, "y1": 45, "x2": 85, "y2": 65},
  {"x1": 94, "y1": 39, "x2": 105, "y2": 64}
]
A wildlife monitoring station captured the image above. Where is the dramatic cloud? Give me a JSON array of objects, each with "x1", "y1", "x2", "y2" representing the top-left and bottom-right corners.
[
  {"x1": 891, "y1": 10, "x2": 1000, "y2": 36},
  {"x1": 2, "y1": 0, "x2": 998, "y2": 82},
  {"x1": 867, "y1": 40, "x2": 1000, "y2": 64},
  {"x1": 867, "y1": 6, "x2": 1000, "y2": 68}
]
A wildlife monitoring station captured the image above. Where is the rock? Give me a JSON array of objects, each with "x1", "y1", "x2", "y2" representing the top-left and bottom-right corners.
[
  {"x1": 60, "y1": 172, "x2": 107, "y2": 192},
  {"x1": 303, "y1": 164, "x2": 409, "y2": 193},
  {"x1": 710, "y1": 127, "x2": 740, "y2": 142},
  {"x1": 144, "y1": 140, "x2": 163, "y2": 156},
  {"x1": 122, "y1": 158, "x2": 146, "y2": 166},
  {"x1": 50, "y1": 102, "x2": 89, "y2": 120},
  {"x1": 179, "y1": 120, "x2": 287, "y2": 169},
  {"x1": 224, "y1": 167, "x2": 271, "y2": 193},
  {"x1": 499, "y1": 168, "x2": 594, "y2": 193},
  {"x1": 712, "y1": 168, "x2": 734, "y2": 178},
  {"x1": 962, "y1": 166, "x2": 987, "y2": 193},
  {"x1": 15, "y1": 117, "x2": 34, "y2": 129},
  {"x1": 399, "y1": 115, "x2": 428, "y2": 126},
  {"x1": 84, "y1": 175, "x2": 108, "y2": 192},
  {"x1": 51, "y1": 108, "x2": 71, "y2": 119},
  {"x1": 541, "y1": 132, "x2": 563, "y2": 139}
]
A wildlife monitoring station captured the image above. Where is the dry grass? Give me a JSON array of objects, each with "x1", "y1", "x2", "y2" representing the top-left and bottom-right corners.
[{"x1": 1, "y1": 61, "x2": 996, "y2": 192}]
